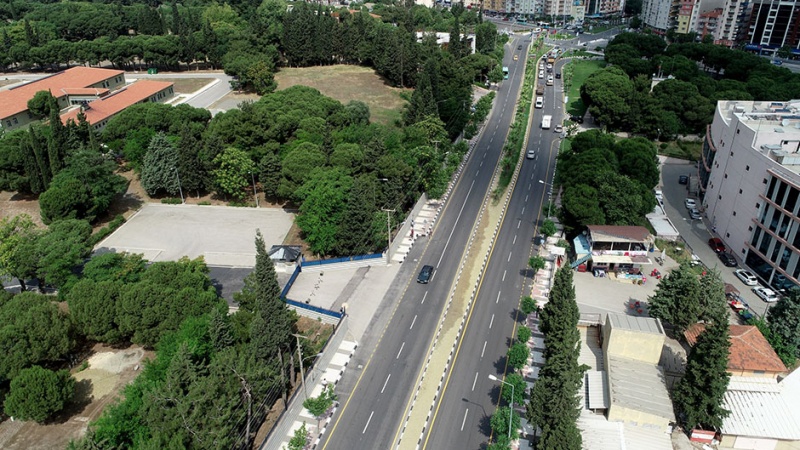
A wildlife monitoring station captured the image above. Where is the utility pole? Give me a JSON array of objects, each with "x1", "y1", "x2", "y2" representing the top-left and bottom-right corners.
[
  {"x1": 382, "y1": 208, "x2": 395, "y2": 265},
  {"x1": 249, "y1": 171, "x2": 259, "y2": 208},
  {"x1": 174, "y1": 167, "x2": 185, "y2": 204},
  {"x1": 292, "y1": 333, "x2": 309, "y2": 400}
]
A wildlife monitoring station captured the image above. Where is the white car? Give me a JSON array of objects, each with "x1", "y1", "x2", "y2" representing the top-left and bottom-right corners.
[
  {"x1": 689, "y1": 208, "x2": 701, "y2": 220},
  {"x1": 734, "y1": 269, "x2": 758, "y2": 286},
  {"x1": 684, "y1": 198, "x2": 696, "y2": 209},
  {"x1": 539, "y1": 70, "x2": 544, "y2": 79},
  {"x1": 546, "y1": 63, "x2": 553, "y2": 69},
  {"x1": 526, "y1": 150, "x2": 536, "y2": 159},
  {"x1": 654, "y1": 189, "x2": 663, "y2": 202},
  {"x1": 752, "y1": 286, "x2": 779, "y2": 303}
]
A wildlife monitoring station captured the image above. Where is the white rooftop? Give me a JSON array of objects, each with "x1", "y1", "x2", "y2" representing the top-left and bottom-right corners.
[
  {"x1": 721, "y1": 371, "x2": 800, "y2": 440},
  {"x1": 607, "y1": 354, "x2": 675, "y2": 421}
]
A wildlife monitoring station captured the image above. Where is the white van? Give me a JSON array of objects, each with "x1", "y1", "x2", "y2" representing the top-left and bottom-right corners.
[{"x1": 535, "y1": 97, "x2": 543, "y2": 108}]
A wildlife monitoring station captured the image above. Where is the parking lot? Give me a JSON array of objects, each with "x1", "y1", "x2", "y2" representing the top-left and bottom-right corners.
[{"x1": 95, "y1": 204, "x2": 294, "y2": 267}]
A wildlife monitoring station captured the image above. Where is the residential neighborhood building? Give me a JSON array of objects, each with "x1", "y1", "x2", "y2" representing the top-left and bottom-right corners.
[
  {"x1": 673, "y1": 0, "x2": 699, "y2": 33},
  {"x1": 700, "y1": 99, "x2": 800, "y2": 294},
  {"x1": 743, "y1": 0, "x2": 800, "y2": 52},
  {"x1": 641, "y1": 0, "x2": 672, "y2": 32},
  {"x1": 60, "y1": 80, "x2": 175, "y2": 132},
  {"x1": 697, "y1": 8, "x2": 725, "y2": 42},
  {"x1": 572, "y1": 225, "x2": 653, "y2": 272},
  {"x1": 0, "y1": 67, "x2": 124, "y2": 131},
  {"x1": 684, "y1": 324, "x2": 788, "y2": 378}
]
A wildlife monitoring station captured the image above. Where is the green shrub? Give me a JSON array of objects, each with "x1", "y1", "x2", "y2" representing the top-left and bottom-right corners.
[{"x1": 160, "y1": 198, "x2": 182, "y2": 204}]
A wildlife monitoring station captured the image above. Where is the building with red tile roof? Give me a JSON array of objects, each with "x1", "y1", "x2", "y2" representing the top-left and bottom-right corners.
[
  {"x1": 684, "y1": 324, "x2": 788, "y2": 378},
  {"x1": 0, "y1": 67, "x2": 125, "y2": 131},
  {"x1": 61, "y1": 80, "x2": 175, "y2": 132}
]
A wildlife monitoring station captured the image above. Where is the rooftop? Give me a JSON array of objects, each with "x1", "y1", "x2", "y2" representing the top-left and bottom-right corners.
[
  {"x1": 0, "y1": 67, "x2": 123, "y2": 119},
  {"x1": 60, "y1": 80, "x2": 173, "y2": 126},
  {"x1": 684, "y1": 324, "x2": 787, "y2": 374},
  {"x1": 587, "y1": 225, "x2": 651, "y2": 243},
  {"x1": 607, "y1": 313, "x2": 665, "y2": 335},
  {"x1": 722, "y1": 372, "x2": 800, "y2": 440},
  {"x1": 606, "y1": 354, "x2": 675, "y2": 421}
]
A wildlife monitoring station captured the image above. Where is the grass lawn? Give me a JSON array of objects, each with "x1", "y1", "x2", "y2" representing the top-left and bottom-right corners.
[
  {"x1": 565, "y1": 59, "x2": 606, "y2": 117},
  {"x1": 151, "y1": 77, "x2": 215, "y2": 94},
  {"x1": 657, "y1": 140, "x2": 703, "y2": 161},
  {"x1": 275, "y1": 65, "x2": 411, "y2": 126}
]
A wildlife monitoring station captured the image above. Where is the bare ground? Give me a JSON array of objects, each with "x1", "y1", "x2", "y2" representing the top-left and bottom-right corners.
[
  {"x1": 0, "y1": 344, "x2": 152, "y2": 450},
  {"x1": 275, "y1": 65, "x2": 410, "y2": 126}
]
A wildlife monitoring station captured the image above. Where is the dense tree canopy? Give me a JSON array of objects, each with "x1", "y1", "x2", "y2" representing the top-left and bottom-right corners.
[{"x1": 4, "y1": 365, "x2": 75, "y2": 423}]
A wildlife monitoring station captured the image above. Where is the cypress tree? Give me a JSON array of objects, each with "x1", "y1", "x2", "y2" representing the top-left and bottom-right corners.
[
  {"x1": 249, "y1": 230, "x2": 293, "y2": 359},
  {"x1": 47, "y1": 96, "x2": 66, "y2": 176},
  {"x1": 29, "y1": 126, "x2": 51, "y2": 190},
  {"x1": 672, "y1": 321, "x2": 731, "y2": 430}
]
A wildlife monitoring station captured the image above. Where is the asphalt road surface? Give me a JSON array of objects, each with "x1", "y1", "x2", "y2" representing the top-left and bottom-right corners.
[
  {"x1": 421, "y1": 58, "x2": 565, "y2": 450},
  {"x1": 318, "y1": 36, "x2": 530, "y2": 450}
]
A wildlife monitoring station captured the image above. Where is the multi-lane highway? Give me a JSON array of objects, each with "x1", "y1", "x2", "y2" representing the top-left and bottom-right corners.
[
  {"x1": 421, "y1": 57, "x2": 566, "y2": 449},
  {"x1": 318, "y1": 36, "x2": 532, "y2": 450}
]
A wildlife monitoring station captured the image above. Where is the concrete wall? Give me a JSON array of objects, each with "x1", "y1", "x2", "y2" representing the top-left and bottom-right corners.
[
  {"x1": 603, "y1": 326, "x2": 665, "y2": 365},
  {"x1": 607, "y1": 404, "x2": 671, "y2": 429}
]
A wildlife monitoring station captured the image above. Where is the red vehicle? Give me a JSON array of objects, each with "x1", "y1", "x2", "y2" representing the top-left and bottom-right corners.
[{"x1": 708, "y1": 237, "x2": 726, "y2": 253}]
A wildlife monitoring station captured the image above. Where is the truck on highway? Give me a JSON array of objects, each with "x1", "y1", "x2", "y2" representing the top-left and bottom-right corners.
[{"x1": 541, "y1": 115, "x2": 552, "y2": 129}]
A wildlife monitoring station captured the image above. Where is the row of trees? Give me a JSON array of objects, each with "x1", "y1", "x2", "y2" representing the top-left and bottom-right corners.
[
  {"x1": 526, "y1": 267, "x2": 587, "y2": 449},
  {"x1": 648, "y1": 265, "x2": 731, "y2": 430},
  {"x1": 556, "y1": 130, "x2": 659, "y2": 234},
  {"x1": 581, "y1": 32, "x2": 800, "y2": 136}
]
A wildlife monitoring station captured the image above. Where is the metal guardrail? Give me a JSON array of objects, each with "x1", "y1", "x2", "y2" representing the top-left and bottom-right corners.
[{"x1": 300, "y1": 253, "x2": 382, "y2": 267}]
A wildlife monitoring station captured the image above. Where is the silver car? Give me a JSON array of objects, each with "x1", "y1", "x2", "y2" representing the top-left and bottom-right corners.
[
  {"x1": 752, "y1": 286, "x2": 779, "y2": 303},
  {"x1": 734, "y1": 269, "x2": 758, "y2": 286}
]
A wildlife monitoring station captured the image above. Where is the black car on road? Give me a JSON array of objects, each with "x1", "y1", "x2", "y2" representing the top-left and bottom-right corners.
[
  {"x1": 718, "y1": 252, "x2": 738, "y2": 267},
  {"x1": 417, "y1": 265, "x2": 434, "y2": 284}
]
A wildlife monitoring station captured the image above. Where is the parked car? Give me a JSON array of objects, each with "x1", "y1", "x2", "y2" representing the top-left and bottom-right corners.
[
  {"x1": 717, "y1": 252, "x2": 737, "y2": 267},
  {"x1": 654, "y1": 189, "x2": 663, "y2": 202},
  {"x1": 689, "y1": 208, "x2": 701, "y2": 220},
  {"x1": 569, "y1": 115, "x2": 584, "y2": 123},
  {"x1": 555, "y1": 72, "x2": 561, "y2": 79},
  {"x1": 679, "y1": 175, "x2": 689, "y2": 184},
  {"x1": 753, "y1": 286, "x2": 779, "y2": 303},
  {"x1": 554, "y1": 124, "x2": 563, "y2": 133},
  {"x1": 734, "y1": 269, "x2": 758, "y2": 286},
  {"x1": 684, "y1": 198, "x2": 696, "y2": 209},
  {"x1": 708, "y1": 237, "x2": 726, "y2": 253},
  {"x1": 417, "y1": 265, "x2": 434, "y2": 284}
]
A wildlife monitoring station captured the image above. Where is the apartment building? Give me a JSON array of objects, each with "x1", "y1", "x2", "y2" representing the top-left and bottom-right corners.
[
  {"x1": 701, "y1": 100, "x2": 800, "y2": 295},
  {"x1": 697, "y1": 8, "x2": 724, "y2": 42},
  {"x1": 641, "y1": 0, "x2": 672, "y2": 32},
  {"x1": 745, "y1": 0, "x2": 800, "y2": 50}
]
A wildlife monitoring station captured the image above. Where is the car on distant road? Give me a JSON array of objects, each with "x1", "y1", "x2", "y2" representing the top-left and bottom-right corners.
[
  {"x1": 679, "y1": 175, "x2": 689, "y2": 184},
  {"x1": 684, "y1": 198, "x2": 696, "y2": 209},
  {"x1": 717, "y1": 252, "x2": 737, "y2": 267},
  {"x1": 514, "y1": 55, "x2": 519, "y2": 61},
  {"x1": 517, "y1": 45, "x2": 523, "y2": 50},
  {"x1": 417, "y1": 265, "x2": 434, "y2": 284},
  {"x1": 734, "y1": 269, "x2": 758, "y2": 286},
  {"x1": 546, "y1": 63, "x2": 553, "y2": 69},
  {"x1": 526, "y1": 149, "x2": 536, "y2": 159},
  {"x1": 554, "y1": 124, "x2": 563, "y2": 133},
  {"x1": 752, "y1": 286, "x2": 779, "y2": 303},
  {"x1": 689, "y1": 208, "x2": 701, "y2": 219},
  {"x1": 708, "y1": 237, "x2": 726, "y2": 253}
]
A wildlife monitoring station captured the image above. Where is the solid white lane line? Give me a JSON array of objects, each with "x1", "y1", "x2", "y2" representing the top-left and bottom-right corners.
[
  {"x1": 489, "y1": 314, "x2": 495, "y2": 329},
  {"x1": 482, "y1": 341, "x2": 487, "y2": 358},
  {"x1": 363, "y1": 411, "x2": 375, "y2": 434},
  {"x1": 381, "y1": 374, "x2": 391, "y2": 394},
  {"x1": 472, "y1": 372, "x2": 479, "y2": 391},
  {"x1": 496, "y1": 291, "x2": 502, "y2": 303},
  {"x1": 410, "y1": 315, "x2": 417, "y2": 330},
  {"x1": 396, "y1": 342, "x2": 405, "y2": 359},
  {"x1": 461, "y1": 409, "x2": 469, "y2": 431},
  {"x1": 421, "y1": 291, "x2": 428, "y2": 305}
]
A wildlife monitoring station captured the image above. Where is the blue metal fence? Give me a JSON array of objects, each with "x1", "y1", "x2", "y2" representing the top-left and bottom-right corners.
[
  {"x1": 280, "y1": 264, "x2": 301, "y2": 300},
  {"x1": 285, "y1": 298, "x2": 343, "y2": 319},
  {"x1": 299, "y1": 253, "x2": 382, "y2": 267}
]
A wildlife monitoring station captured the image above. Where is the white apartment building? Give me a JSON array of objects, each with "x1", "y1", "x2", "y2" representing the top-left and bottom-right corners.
[
  {"x1": 701, "y1": 100, "x2": 800, "y2": 294},
  {"x1": 641, "y1": 0, "x2": 672, "y2": 31}
]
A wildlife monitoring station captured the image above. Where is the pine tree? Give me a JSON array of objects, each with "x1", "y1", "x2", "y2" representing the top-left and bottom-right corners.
[
  {"x1": 176, "y1": 126, "x2": 205, "y2": 197},
  {"x1": 141, "y1": 132, "x2": 180, "y2": 196},
  {"x1": 647, "y1": 263, "x2": 702, "y2": 334},
  {"x1": 404, "y1": 70, "x2": 438, "y2": 125},
  {"x1": 209, "y1": 307, "x2": 233, "y2": 351},
  {"x1": 47, "y1": 96, "x2": 66, "y2": 177},
  {"x1": 29, "y1": 126, "x2": 51, "y2": 191},
  {"x1": 249, "y1": 230, "x2": 292, "y2": 360},
  {"x1": 672, "y1": 321, "x2": 731, "y2": 430}
]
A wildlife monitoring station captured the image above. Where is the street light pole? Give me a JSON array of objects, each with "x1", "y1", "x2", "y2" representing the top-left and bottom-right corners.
[
  {"x1": 382, "y1": 208, "x2": 395, "y2": 265},
  {"x1": 538, "y1": 179, "x2": 554, "y2": 217},
  {"x1": 292, "y1": 333, "x2": 310, "y2": 400},
  {"x1": 250, "y1": 171, "x2": 259, "y2": 208},
  {"x1": 174, "y1": 167, "x2": 185, "y2": 204},
  {"x1": 488, "y1": 374, "x2": 514, "y2": 440}
]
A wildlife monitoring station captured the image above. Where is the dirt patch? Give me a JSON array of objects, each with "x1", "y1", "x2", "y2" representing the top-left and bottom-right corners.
[
  {"x1": 275, "y1": 65, "x2": 410, "y2": 126},
  {"x1": 0, "y1": 344, "x2": 152, "y2": 450},
  {"x1": 0, "y1": 191, "x2": 44, "y2": 227},
  {"x1": 208, "y1": 92, "x2": 261, "y2": 114},
  {"x1": 142, "y1": 77, "x2": 215, "y2": 94}
]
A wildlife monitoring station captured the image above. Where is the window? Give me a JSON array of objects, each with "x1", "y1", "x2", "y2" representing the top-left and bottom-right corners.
[
  {"x1": 759, "y1": 232, "x2": 772, "y2": 255},
  {"x1": 749, "y1": 226, "x2": 753, "y2": 231},
  {"x1": 5, "y1": 120, "x2": 10, "y2": 127},
  {"x1": 739, "y1": 189, "x2": 742, "y2": 194},
  {"x1": 719, "y1": 195, "x2": 722, "y2": 199},
  {"x1": 786, "y1": 187, "x2": 799, "y2": 213},
  {"x1": 733, "y1": 211, "x2": 737, "y2": 216},
  {"x1": 726, "y1": 233, "x2": 730, "y2": 238},
  {"x1": 736, "y1": 128, "x2": 740, "y2": 134},
  {"x1": 12, "y1": 117, "x2": 17, "y2": 124},
  {"x1": 763, "y1": 178, "x2": 768, "y2": 184},
  {"x1": 725, "y1": 173, "x2": 728, "y2": 179},
  {"x1": 746, "y1": 165, "x2": 750, "y2": 171}
]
